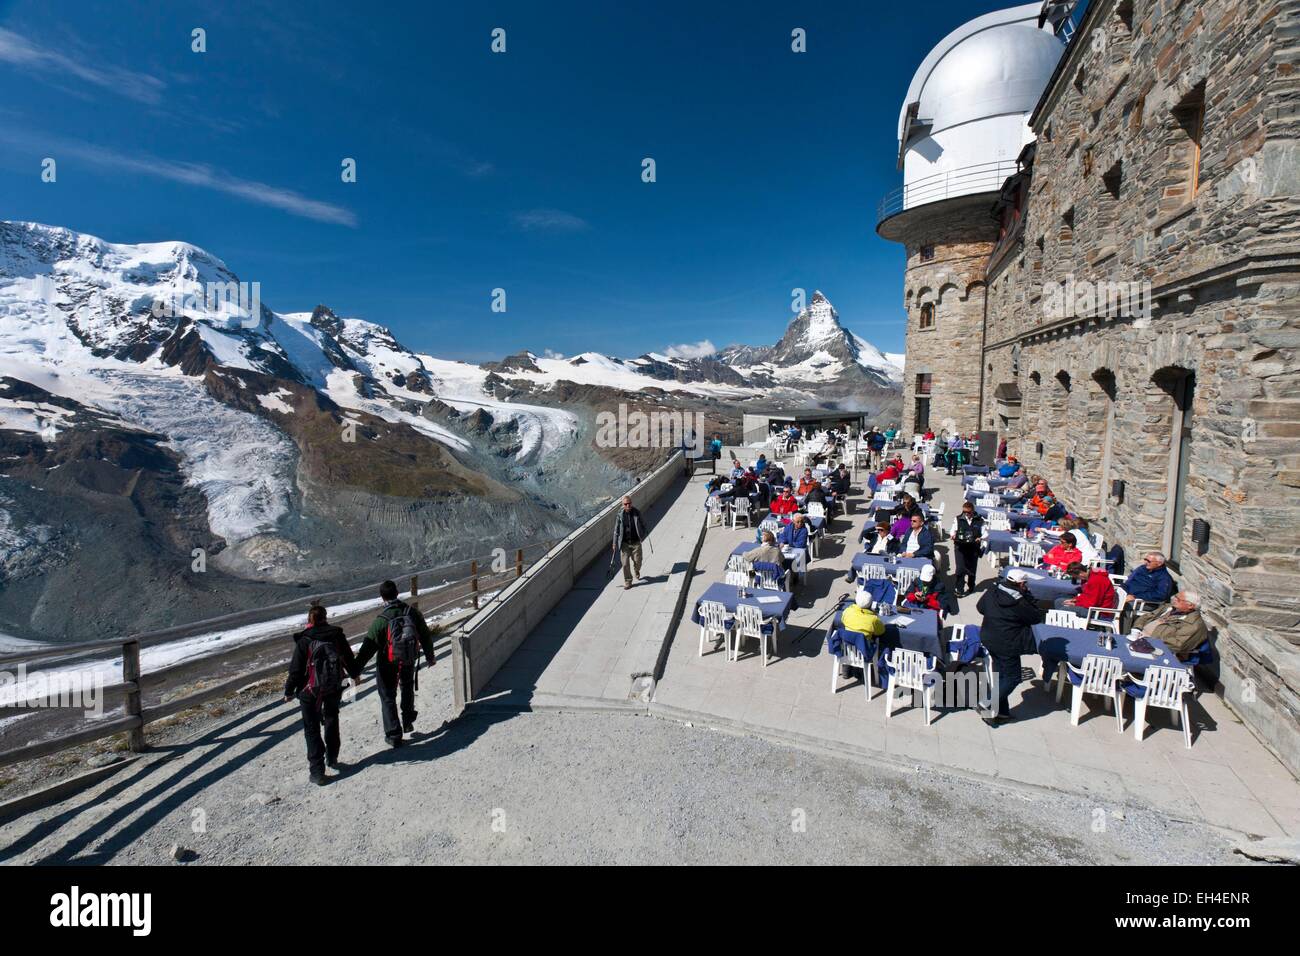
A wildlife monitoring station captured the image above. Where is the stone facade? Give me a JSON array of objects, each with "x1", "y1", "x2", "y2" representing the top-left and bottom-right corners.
[
  {"x1": 969, "y1": 0, "x2": 1300, "y2": 773},
  {"x1": 883, "y1": 194, "x2": 1000, "y2": 437}
]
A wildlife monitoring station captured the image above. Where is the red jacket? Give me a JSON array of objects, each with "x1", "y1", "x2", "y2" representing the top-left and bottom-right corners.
[
  {"x1": 770, "y1": 495, "x2": 799, "y2": 516},
  {"x1": 1076, "y1": 569, "x2": 1117, "y2": 609},
  {"x1": 877, "y1": 465, "x2": 900, "y2": 483},
  {"x1": 1043, "y1": 544, "x2": 1082, "y2": 570},
  {"x1": 796, "y1": 477, "x2": 818, "y2": 495}
]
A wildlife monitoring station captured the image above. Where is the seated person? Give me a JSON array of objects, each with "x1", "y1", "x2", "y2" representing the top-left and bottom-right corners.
[
  {"x1": 796, "y1": 469, "x2": 819, "y2": 495},
  {"x1": 1029, "y1": 480, "x2": 1058, "y2": 516},
  {"x1": 777, "y1": 514, "x2": 810, "y2": 556},
  {"x1": 859, "y1": 519, "x2": 898, "y2": 555},
  {"x1": 902, "y1": 564, "x2": 955, "y2": 616},
  {"x1": 838, "y1": 590, "x2": 886, "y2": 679},
  {"x1": 899, "y1": 513, "x2": 935, "y2": 560},
  {"x1": 1043, "y1": 531, "x2": 1083, "y2": 571},
  {"x1": 769, "y1": 487, "x2": 799, "y2": 516},
  {"x1": 1057, "y1": 561, "x2": 1117, "y2": 614},
  {"x1": 754, "y1": 454, "x2": 769, "y2": 475},
  {"x1": 829, "y1": 464, "x2": 851, "y2": 496},
  {"x1": 1124, "y1": 552, "x2": 1175, "y2": 605},
  {"x1": 1057, "y1": 516, "x2": 1100, "y2": 565},
  {"x1": 729, "y1": 458, "x2": 746, "y2": 480},
  {"x1": 876, "y1": 462, "x2": 902, "y2": 484},
  {"x1": 1132, "y1": 591, "x2": 1208, "y2": 659},
  {"x1": 997, "y1": 455, "x2": 1022, "y2": 478},
  {"x1": 909, "y1": 454, "x2": 925, "y2": 478},
  {"x1": 743, "y1": 531, "x2": 791, "y2": 589},
  {"x1": 765, "y1": 462, "x2": 786, "y2": 486},
  {"x1": 1005, "y1": 471, "x2": 1029, "y2": 491},
  {"x1": 805, "y1": 480, "x2": 828, "y2": 505}
]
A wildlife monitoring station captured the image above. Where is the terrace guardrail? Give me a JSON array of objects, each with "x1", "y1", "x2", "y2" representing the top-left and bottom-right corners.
[{"x1": 876, "y1": 159, "x2": 1021, "y2": 225}]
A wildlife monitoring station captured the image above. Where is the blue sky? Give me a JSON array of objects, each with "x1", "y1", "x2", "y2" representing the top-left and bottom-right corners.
[{"x1": 0, "y1": 0, "x2": 1023, "y2": 362}]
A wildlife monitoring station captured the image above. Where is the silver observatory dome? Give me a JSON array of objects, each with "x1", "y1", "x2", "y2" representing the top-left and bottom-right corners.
[{"x1": 882, "y1": 2, "x2": 1065, "y2": 222}]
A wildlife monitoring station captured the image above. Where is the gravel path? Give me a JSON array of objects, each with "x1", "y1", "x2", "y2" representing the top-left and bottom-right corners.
[{"x1": 0, "y1": 670, "x2": 1244, "y2": 865}]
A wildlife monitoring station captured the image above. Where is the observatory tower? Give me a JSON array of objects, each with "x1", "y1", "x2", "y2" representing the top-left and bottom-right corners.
[{"x1": 877, "y1": 2, "x2": 1064, "y2": 436}]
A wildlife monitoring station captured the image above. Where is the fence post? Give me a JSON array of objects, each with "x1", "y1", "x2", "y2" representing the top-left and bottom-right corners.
[
  {"x1": 470, "y1": 560, "x2": 479, "y2": 609},
  {"x1": 515, "y1": 549, "x2": 523, "y2": 578},
  {"x1": 410, "y1": 574, "x2": 419, "y2": 609},
  {"x1": 122, "y1": 639, "x2": 145, "y2": 752}
]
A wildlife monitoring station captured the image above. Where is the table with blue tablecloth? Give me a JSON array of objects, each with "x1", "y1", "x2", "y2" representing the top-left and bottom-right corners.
[
  {"x1": 983, "y1": 529, "x2": 1021, "y2": 554},
  {"x1": 962, "y1": 475, "x2": 1013, "y2": 490},
  {"x1": 825, "y1": 606, "x2": 944, "y2": 660},
  {"x1": 692, "y1": 583, "x2": 796, "y2": 629},
  {"x1": 998, "y1": 566, "x2": 1080, "y2": 602},
  {"x1": 962, "y1": 465, "x2": 991, "y2": 476},
  {"x1": 1032, "y1": 625, "x2": 1187, "y2": 678},
  {"x1": 965, "y1": 487, "x2": 1024, "y2": 505}
]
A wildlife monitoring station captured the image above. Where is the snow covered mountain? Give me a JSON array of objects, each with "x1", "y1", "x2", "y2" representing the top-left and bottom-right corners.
[
  {"x1": 0, "y1": 221, "x2": 901, "y2": 641},
  {"x1": 475, "y1": 291, "x2": 903, "y2": 405}
]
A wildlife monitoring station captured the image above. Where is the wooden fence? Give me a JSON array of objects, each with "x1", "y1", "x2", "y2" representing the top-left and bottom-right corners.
[{"x1": 0, "y1": 542, "x2": 558, "y2": 770}]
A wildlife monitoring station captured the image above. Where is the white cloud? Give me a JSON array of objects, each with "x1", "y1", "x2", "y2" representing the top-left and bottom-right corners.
[
  {"x1": 542, "y1": 348, "x2": 565, "y2": 360},
  {"x1": 0, "y1": 28, "x2": 166, "y2": 104},
  {"x1": 663, "y1": 340, "x2": 716, "y2": 360},
  {"x1": 512, "y1": 209, "x2": 589, "y2": 233},
  {"x1": 0, "y1": 129, "x2": 357, "y2": 227}
]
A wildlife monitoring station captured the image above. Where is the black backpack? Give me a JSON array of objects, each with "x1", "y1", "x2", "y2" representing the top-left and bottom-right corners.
[
  {"x1": 305, "y1": 637, "x2": 343, "y2": 699},
  {"x1": 386, "y1": 605, "x2": 419, "y2": 668}
]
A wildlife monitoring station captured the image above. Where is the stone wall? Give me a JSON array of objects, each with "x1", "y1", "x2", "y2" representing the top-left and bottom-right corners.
[{"x1": 975, "y1": 0, "x2": 1300, "y2": 772}]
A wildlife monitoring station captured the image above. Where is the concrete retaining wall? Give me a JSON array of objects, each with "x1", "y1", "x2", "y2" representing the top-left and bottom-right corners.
[{"x1": 453, "y1": 452, "x2": 686, "y2": 708}]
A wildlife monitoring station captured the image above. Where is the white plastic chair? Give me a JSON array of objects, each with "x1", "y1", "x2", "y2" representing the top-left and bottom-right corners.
[
  {"x1": 698, "y1": 600, "x2": 732, "y2": 658},
  {"x1": 759, "y1": 517, "x2": 781, "y2": 536},
  {"x1": 894, "y1": 567, "x2": 920, "y2": 595},
  {"x1": 861, "y1": 562, "x2": 887, "y2": 581},
  {"x1": 1011, "y1": 541, "x2": 1043, "y2": 567},
  {"x1": 1126, "y1": 665, "x2": 1195, "y2": 748},
  {"x1": 733, "y1": 602, "x2": 774, "y2": 666},
  {"x1": 882, "y1": 647, "x2": 939, "y2": 725},
  {"x1": 1065, "y1": 654, "x2": 1126, "y2": 731},
  {"x1": 725, "y1": 569, "x2": 750, "y2": 588},
  {"x1": 987, "y1": 514, "x2": 1010, "y2": 531},
  {"x1": 705, "y1": 497, "x2": 725, "y2": 529},
  {"x1": 1046, "y1": 608, "x2": 1088, "y2": 629},
  {"x1": 929, "y1": 501, "x2": 945, "y2": 526},
  {"x1": 978, "y1": 495, "x2": 1001, "y2": 508},
  {"x1": 725, "y1": 553, "x2": 746, "y2": 572},
  {"x1": 832, "y1": 630, "x2": 877, "y2": 699},
  {"x1": 972, "y1": 479, "x2": 990, "y2": 493},
  {"x1": 731, "y1": 497, "x2": 752, "y2": 529},
  {"x1": 806, "y1": 501, "x2": 826, "y2": 519},
  {"x1": 753, "y1": 565, "x2": 782, "y2": 590}
]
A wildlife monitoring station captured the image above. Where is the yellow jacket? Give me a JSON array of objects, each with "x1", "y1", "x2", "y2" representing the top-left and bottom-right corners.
[{"x1": 842, "y1": 604, "x2": 885, "y2": 638}]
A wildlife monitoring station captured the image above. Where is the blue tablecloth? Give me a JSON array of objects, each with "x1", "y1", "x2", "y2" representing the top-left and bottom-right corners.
[
  {"x1": 692, "y1": 583, "x2": 795, "y2": 628},
  {"x1": 965, "y1": 488, "x2": 1024, "y2": 506},
  {"x1": 826, "y1": 606, "x2": 943, "y2": 658},
  {"x1": 983, "y1": 530, "x2": 1021, "y2": 554},
  {"x1": 962, "y1": 475, "x2": 1013, "y2": 490},
  {"x1": 962, "y1": 465, "x2": 990, "y2": 476},
  {"x1": 1032, "y1": 625, "x2": 1188, "y2": 678},
  {"x1": 998, "y1": 566, "x2": 1080, "y2": 602}
]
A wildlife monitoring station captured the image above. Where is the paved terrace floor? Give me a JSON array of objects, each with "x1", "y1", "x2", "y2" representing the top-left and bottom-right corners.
[{"x1": 484, "y1": 464, "x2": 1299, "y2": 840}]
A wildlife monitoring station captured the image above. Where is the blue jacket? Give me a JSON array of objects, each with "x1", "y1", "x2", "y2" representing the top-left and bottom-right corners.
[
  {"x1": 898, "y1": 525, "x2": 935, "y2": 560},
  {"x1": 868, "y1": 432, "x2": 887, "y2": 450},
  {"x1": 777, "y1": 523, "x2": 809, "y2": 551},
  {"x1": 1124, "y1": 564, "x2": 1175, "y2": 603}
]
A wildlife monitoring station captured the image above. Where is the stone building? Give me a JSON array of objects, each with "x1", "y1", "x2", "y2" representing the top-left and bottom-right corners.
[{"x1": 881, "y1": 0, "x2": 1300, "y2": 774}]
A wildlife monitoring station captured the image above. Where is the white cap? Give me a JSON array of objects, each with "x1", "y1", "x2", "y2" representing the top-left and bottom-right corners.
[
  {"x1": 1006, "y1": 568, "x2": 1029, "y2": 583},
  {"x1": 920, "y1": 564, "x2": 935, "y2": 582},
  {"x1": 855, "y1": 590, "x2": 872, "y2": 608}
]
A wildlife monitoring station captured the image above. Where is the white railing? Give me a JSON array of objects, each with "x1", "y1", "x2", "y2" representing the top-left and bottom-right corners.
[{"x1": 877, "y1": 160, "x2": 1021, "y2": 224}]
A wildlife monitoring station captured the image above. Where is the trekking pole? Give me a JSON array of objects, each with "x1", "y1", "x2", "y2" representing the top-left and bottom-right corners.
[{"x1": 792, "y1": 594, "x2": 854, "y2": 647}]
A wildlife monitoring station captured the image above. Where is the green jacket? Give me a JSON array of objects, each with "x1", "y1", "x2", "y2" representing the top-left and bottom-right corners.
[
  {"x1": 1134, "y1": 604, "x2": 1208, "y2": 657},
  {"x1": 356, "y1": 599, "x2": 436, "y2": 670}
]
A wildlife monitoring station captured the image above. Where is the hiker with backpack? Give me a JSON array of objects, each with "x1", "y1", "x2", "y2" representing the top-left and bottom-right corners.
[
  {"x1": 284, "y1": 605, "x2": 359, "y2": 786},
  {"x1": 353, "y1": 580, "x2": 437, "y2": 748}
]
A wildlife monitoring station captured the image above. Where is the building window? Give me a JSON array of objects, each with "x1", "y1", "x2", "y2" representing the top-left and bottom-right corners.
[
  {"x1": 1116, "y1": 0, "x2": 1135, "y2": 32},
  {"x1": 1173, "y1": 83, "x2": 1206, "y2": 200},
  {"x1": 915, "y1": 373, "x2": 932, "y2": 395},
  {"x1": 1103, "y1": 160, "x2": 1123, "y2": 199},
  {"x1": 1160, "y1": 370, "x2": 1195, "y2": 569},
  {"x1": 919, "y1": 244, "x2": 935, "y2": 262},
  {"x1": 918, "y1": 302, "x2": 935, "y2": 329}
]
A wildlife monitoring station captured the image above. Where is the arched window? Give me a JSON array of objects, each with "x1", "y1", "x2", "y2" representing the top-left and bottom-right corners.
[{"x1": 919, "y1": 302, "x2": 935, "y2": 329}]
